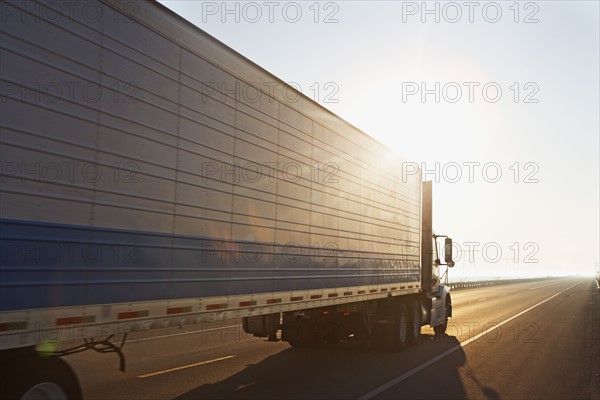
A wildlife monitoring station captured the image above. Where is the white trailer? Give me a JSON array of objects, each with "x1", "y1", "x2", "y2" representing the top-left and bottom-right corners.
[{"x1": 0, "y1": 1, "x2": 454, "y2": 398}]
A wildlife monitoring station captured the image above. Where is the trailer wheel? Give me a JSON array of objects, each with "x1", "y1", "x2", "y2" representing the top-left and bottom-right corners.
[
  {"x1": 408, "y1": 302, "x2": 421, "y2": 346},
  {"x1": 393, "y1": 303, "x2": 409, "y2": 351},
  {"x1": 4, "y1": 356, "x2": 81, "y2": 400}
]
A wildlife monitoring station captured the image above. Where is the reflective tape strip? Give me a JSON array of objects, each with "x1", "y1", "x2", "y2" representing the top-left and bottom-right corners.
[
  {"x1": 266, "y1": 298, "x2": 282, "y2": 304},
  {"x1": 0, "y1": 321, "x2": 28, "y2": 331},
  {"x1": 167, "y1": 306, "x2": 192, "y2": 315},
  {"x1": 56, "y1": 315, "x2": 95, "y2": 326},
  {"x1": 206, "y1": 304, "x2": 228, "y2": 311},
  {"x1": 290, "y1": 296, "x2": 303, "y2": 301},
  {"x1": 118, "y1": 310, "x2": 150, "y2": 319},
  {"x1": 239, "y1": 301, "x2": 257, "y2": 307}
]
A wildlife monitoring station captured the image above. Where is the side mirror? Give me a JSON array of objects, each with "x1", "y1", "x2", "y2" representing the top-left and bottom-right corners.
[{"x1": 444, "y1": 238, "x2": 453, "y2": 265}]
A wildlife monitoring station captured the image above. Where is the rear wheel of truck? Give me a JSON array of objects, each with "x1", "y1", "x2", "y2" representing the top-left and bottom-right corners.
[
  {"x1": 392, "y1": 303, "x2": 409, "y2": 351},
  {"x1": 3, "y1": 355, "x2": 81, "y2": 400},
  {"x1": 407, "y1": 302, "x2": 421, "y2": 346}
]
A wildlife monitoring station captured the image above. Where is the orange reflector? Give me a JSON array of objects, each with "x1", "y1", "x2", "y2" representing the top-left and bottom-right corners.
[
  {"x1": 206, "y1": 304, "x2": 227, "y2": 311},
  {"x1": 167, "y1": 306, "x2": 192, "y2": 315},
  {"x1": 0, "y1": 321, "x2": 27, "y2": 331},
  {"x1": 290, "y1": 296, "x2": 304, "y2": 301},
  {"x1": 56, "y1": 315, "x2": 96, "y2": 326},
  {"x1": 266, "y1": 298, "x2": 282, "y2": 304},
  {"x1": 118, "y1": 310, "x2": 149, "y2": 319},
  {"x1": 238, "y1": 301, "x2": 257, "y2": 307}
]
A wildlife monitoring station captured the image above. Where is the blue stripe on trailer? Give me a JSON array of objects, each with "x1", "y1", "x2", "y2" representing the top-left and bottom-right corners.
[{"x1": 0, "y1": 219, "x2": 420, "y2": 311}]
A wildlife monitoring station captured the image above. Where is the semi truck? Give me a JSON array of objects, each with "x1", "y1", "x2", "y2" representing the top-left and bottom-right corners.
[{"x1": 0, "y1": 0, "x2": 454, "y2": 398}]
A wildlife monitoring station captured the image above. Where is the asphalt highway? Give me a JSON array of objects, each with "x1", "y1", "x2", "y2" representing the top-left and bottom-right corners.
[{"x1": 65, "y1": 277, "x2": 599, "y2": 400}]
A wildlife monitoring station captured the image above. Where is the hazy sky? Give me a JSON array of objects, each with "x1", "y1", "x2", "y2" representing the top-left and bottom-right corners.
[{"x1": 159, "y1": 1, "x2": 599, "y2": 279}]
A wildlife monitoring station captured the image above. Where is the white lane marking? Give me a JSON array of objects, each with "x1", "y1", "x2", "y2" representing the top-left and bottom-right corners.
[
  {"x1": 357, "y1": 281, "x2": 581, "y2": 400},
  {"x1": 478, "y1": 298, "x2": 487, "y2": 302},
  {"x1": 127, "y1": 324, "x2": 242, "y2": 343},
  {"x1": 138, "y1": 355, "x2": 236, "y2": 378},
  {"x1": 529, "y1": 281, "x2": 559, "y2": 290}
]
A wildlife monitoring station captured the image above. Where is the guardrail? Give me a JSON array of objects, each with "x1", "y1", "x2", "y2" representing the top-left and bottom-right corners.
[{"x1": 447, "y1": 277, "x2": 558, "y2": 291}]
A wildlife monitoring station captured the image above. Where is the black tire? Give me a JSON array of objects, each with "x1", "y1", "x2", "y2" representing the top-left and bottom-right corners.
[
  {"x1": 2, "y1": 356, "x2": 81, "y2": 400},
  {"x1": 392, "y1": 303, "x2": 409, "y2": 351},
  {"x1": 407, "y1": 302, "x2": 421, "y2": 346},
  {"x1": 434, "y1": 296, "x2": 450, "y2": 336},
  {"x1": 433, "y1": 320, "x2": 448, "y2": 336}
]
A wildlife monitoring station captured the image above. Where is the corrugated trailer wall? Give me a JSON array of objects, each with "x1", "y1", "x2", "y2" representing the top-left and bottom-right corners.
[{"x1": 0, "y1": 0, "x2": 422, "y2": 312}]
